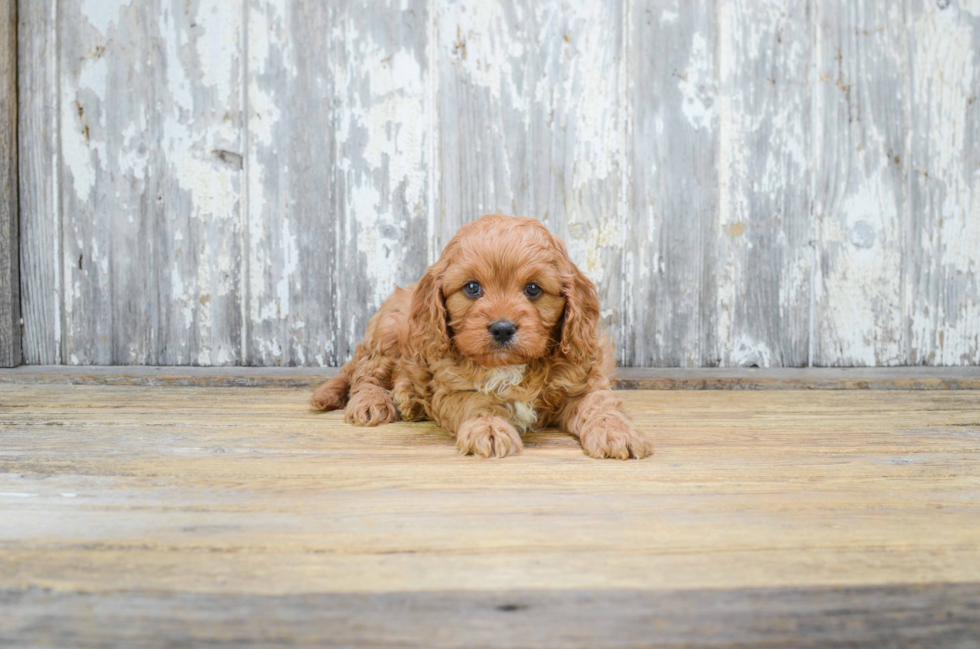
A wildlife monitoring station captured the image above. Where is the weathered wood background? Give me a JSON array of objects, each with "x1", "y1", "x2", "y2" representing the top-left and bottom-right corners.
[{"x1": 15, "y1": 0, "x2": 980, "y2": 367}]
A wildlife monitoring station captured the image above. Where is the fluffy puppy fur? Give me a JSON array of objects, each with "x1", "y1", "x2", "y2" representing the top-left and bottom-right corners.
[{"x1": 312, "y1": 214, "x2": 653, "y2": 460}]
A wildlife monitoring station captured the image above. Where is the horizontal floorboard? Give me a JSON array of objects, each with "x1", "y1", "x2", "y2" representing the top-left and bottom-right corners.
[
  {"x1": 1, "y1": 385, "x2": 979, "y2": 647},
  {"x1": 0, "y1": 365, "x2": 978, "y2": 389},
  {"x1": 3, "y1": 584, "x2": 979, "y2": 649}
]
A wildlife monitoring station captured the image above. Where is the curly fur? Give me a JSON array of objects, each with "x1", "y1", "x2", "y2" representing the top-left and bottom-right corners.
[{"x1": 312, "y1": 214, "x2": 653, "y2": 459}]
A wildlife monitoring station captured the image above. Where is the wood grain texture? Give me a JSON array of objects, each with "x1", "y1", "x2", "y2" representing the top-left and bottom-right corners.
[
  {"x1": 246, "y1": 0, "x2": 430, "y2": 366},
  {"x1": 1, "y1": 364, "x2": 980, "y2": 389},
  {"x1": 907, "y1": 0, "x2": 980, "y2": 366},
  {"x1": 57, "y1": 0, "x2": 245, "y2": 365},
  {"x1": 3, "y1": 584, "x2": 979, "y2": 648},
  {"x1": 17, "y1": 0, "x2": 59, "y2": 365},
  {"x1": 245, "y1": 0, "x2": 340, "y2": 366},
  {"x1": 629, "y1": 0, "x2": 716, "y2": 367},
  {"x1": 813, "y1": 0, "x2": 908, "y2": 366},
  {"x1": 13, "y1": 0, "x2": 980, "y2": 368},
  {"x1": 0, "y1": 385, "x2": 978, "y2": 646},
  {"x1": 0, "y1": 0, "x2": 17, "y2": 367},
  {"x1": 433, "y1": 0, "x2": 530, "y2": 250},
  {"x1": 528, "y1": 0, "x2": 629, "y2": 357},
  {"x1": 713, "y1": 0, "x2": 812, "y2": 367}
]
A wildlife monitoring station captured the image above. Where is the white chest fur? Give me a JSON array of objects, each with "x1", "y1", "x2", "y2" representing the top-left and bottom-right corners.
[
  {"x1": 476, "y1": 365, "x2": 527, "y2": 397},
  {"x1": 475, "y1": 365, "x2": 538, "y2": 432}
]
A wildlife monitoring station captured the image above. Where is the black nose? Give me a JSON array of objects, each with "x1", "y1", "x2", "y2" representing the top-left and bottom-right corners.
[{"x1": 489, "y1": 320, "x2": 517, "y2": 344}]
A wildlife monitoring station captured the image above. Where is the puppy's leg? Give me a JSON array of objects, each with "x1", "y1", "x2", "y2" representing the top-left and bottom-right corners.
[
  {"x1": 317, "y1": 287, "x2": 411, "y2": 426},
  {"x1": 311, "y1": 366, "x2": 351, "y2": 411},
  {"x1": 432, "y1": 392, "x2": 523, "y2": 458},
  {"x1": 559, "y1": 390, "x2": 653, "y2": 460},
  {"x1": 391, "y1": 371, "x2": 427, "y2": 422},
  {"x1": 345, "y1": 350, "x2": 400, "y2": 426}
]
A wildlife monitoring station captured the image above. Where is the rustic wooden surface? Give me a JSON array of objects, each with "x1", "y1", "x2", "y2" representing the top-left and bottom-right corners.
[
  {"x1": 17, "y1": 0, "x2": 58, "y2": 365},
  {"x1": 0, "y1": 0, "x2": 17, "y2": 367},
  {"x1": 15, "y1": 0, "x2": 980, "y2": 367},
  {"x1": 1, "y1": 384, "x2": 979, "y2": 646},
  {"x1": 814, "y1": 0, "x2": 906, "y2": 367},
  {"x1": 4, "y1": 584, "x2": 979, "y2": 648},
  {"x1": 1, "y1": 365, "x2": 980, "y2": 389}
]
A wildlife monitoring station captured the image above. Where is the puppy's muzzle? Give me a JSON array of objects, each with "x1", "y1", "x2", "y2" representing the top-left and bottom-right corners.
[{"x1": 489, "y1": 320, "x2": 517, "y2": 345}]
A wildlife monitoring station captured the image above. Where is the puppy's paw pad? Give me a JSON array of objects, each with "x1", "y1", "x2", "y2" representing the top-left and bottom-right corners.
[
  {"x1": 345, "y1": 388, "x2": 399, "y2": 426},
  {"x1": 581, "y1": 416, "x2": 653, "y2": 460},
  {"x1": 457, "y1": 416, "x2": 523, "y2": 458}
]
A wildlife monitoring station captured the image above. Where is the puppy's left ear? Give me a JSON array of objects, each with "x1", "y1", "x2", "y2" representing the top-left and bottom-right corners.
[{"x1": 557, "y1": 247, "x2": 601, "y2": 365}]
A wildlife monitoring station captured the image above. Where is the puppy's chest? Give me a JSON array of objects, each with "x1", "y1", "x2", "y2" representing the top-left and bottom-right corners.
[{"x1": 473, "y1": 365, "x2": 541, "y2": 432}]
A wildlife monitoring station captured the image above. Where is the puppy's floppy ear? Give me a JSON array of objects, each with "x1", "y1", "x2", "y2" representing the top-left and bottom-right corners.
[
  {"x1": 408, "y1": 262, "x2": 451, "y2": 360},
  {"x1": 556, "y1": 242, "x2": 601, "y2": 364}
]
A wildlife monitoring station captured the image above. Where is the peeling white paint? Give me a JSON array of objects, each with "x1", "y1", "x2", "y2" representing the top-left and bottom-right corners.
[
  {"x1": 680, "y1": 33, "x2": 716, "y2": 131},
  {"x1": 346, "y1": 29, "x2": 428, "y2": 307},
  {"x1": 566, "y1": 219, "x2": 619, "y2": 286},
  {"x1": 819, "y1": 178, "x2": 904, "y2": 366},
  {"x1": 440, "y1": 0, "x2": 525, "y2": 103},
  {"x1": 728, "y1": 335, "x2": 772, "y2": 368},
  {"x1": 909, "y1": 5, "x2": 980, "y2": 365},
  {"x1": 25, "y1": 0, "x2": 980, "y2": 368},
  {"x1": 961, "y1": 1, "x2": 980, "y2": 18},
  {"x1": 79, "y1": 0, "x2": 129, "y2": 36}
]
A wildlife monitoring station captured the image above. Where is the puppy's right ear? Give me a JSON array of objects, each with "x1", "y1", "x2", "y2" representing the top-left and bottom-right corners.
[{"x1": 408, "y1": 262, "x2": 450, "y2": 360}]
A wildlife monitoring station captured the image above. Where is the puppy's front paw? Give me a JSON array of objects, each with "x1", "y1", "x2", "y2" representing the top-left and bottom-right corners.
[
  {"x1": 345, "y1": 386, "x2": 399, "y2": 426},
  {"x1": 580, "y1": 415, "x2": 653, "y2": 460},
  {"x1": 456, "y1": 415, "x2": 523, "y2": 458}
]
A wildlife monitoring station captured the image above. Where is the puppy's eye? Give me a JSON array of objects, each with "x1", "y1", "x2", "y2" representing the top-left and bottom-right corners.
[
  {"x1": 463, "y1": 281, "x2": 482, "y2": 298},
  {"x1": 524, "y1": 283, "x2": 542, "y2": 298}
]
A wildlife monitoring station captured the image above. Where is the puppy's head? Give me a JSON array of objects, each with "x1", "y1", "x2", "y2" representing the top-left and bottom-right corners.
[{"x1": 410, "y1": 214, "x2": 599, "y2": 367}]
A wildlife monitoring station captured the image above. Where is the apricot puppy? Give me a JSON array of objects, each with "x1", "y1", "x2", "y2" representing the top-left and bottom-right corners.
[{"x1": 312, "y1": 214, "x2": 653, "y2": 460}]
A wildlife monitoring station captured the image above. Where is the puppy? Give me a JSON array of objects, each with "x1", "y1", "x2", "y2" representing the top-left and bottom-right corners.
[{"x1": 312, "y1": 214, "x2": 653, "y2": 460}]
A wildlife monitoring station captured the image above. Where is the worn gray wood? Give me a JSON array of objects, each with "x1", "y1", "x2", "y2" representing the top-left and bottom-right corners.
[
  {"x1": 246, "y1": 0, "x2": 430, "y2": 366},
  {"x1": 0, "y1": 0, "x2": 17, "y2": 367},
  {"x1": 434, "y1": 0, "x2": 531, "y2": 252},
  {"x1": 628, "y1": 0, "x2": 715, "y2": 367},
  {"x1": 711, "y1": 0, "x2": 812, "y2": 368},
  {"x1": 332, "y1": 0, "x2": 431, "y2": 361},
  {"x1": 2, "y1": 364, "x2": 979, "y2": 389},
  {"x1": 56, "y1": 0, "x2": 245, "y2": 365},
  {"x1": 813, "y1": 0, "x2": 908, "y2": 367},
  {"x1": 245, "y1": 0, "x2": 341, "y2": 366},
  {"x1": 14, "y1": 0, "x2": 980, "y2": 368},
  {"x1": 907, "y1": 0, "x2": 980, "y2": 366},
  {"x1": 3, "y1": 584, "x2": 979, "y2": 648},
  {"x1": 528, "y1": 0, "x2": 628, "y2": 360},
  {"x1": 17, "y1": 0, "x2": 58, "y2": 365}
]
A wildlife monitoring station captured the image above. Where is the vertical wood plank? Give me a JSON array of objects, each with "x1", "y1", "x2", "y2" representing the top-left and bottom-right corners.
[
  {"x1": 629, "y1": 0, "x2": 717, "y2": 366},
  {"x1": 813, "y1": 0, "x2": 908, "y2": 366},
  {"x1": 335, "y1": 0, "x2": 431, "y2": 362},
  {"x1": 0, "y1": 0, "x2": 17, "y2": 366},
  {"x1": 712, "y1": 0, "x2": 812, "y2": 367},
  {"x1": 246, "y1": 0, "x2": 430, "y2": 366},
  {"x1": 907, "y1": 0, "x2": 980, "y2": 365},
  {"x1": 433, "y1": 0, "x2": 530, "y2": 253},
  {"x1": 58, "y1": 0, "x2": 245, "y2": 365},
  {"x1": 17, "y1": 0, "x2": 59, "y2": 364},
  {"x1": 244, "y1": 0, "x2": 339, "y2": 366},
  {"x1": 527, "y1": 0, "x2": 629, "y2": 362}
]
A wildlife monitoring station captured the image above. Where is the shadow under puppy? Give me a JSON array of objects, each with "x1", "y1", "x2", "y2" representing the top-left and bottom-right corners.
[{"x1": 312, "y1": 214, "x2": 653, "y2": 460}]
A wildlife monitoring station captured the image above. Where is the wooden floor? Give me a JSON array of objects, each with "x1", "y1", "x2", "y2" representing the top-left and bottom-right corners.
[{"x1": 1, "y1": 381, "x2": 979, "y2": 647}]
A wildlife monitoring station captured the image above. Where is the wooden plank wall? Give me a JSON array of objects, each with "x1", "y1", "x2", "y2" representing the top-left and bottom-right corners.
[
  {"x1": 0, "y1": 0, "x2": 17, "y2": 367},
  {"x1": 15, "y1": 0, "x2": 980, "y2": 367}
]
